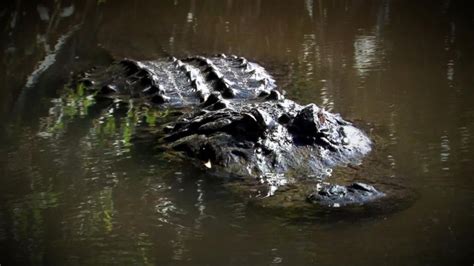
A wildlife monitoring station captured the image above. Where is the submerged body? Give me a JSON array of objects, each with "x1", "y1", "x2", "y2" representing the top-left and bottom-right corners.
[{"x1": 75, "y1": 54, "x2": 383, "y2": 207}]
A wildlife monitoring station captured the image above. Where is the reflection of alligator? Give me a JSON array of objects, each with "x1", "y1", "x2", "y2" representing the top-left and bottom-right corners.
[{"x1": 76, "y1": 54, "x2": 383, "y2": 207}]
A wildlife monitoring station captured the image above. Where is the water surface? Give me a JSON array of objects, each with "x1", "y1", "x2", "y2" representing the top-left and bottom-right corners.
[{"x1": 0, "y1": 0, "x2": 473, "y2": 265}]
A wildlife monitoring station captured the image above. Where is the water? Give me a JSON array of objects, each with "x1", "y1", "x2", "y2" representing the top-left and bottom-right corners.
[{"x1": 1, "y1": 0, "x2": 473, "y2": 265}]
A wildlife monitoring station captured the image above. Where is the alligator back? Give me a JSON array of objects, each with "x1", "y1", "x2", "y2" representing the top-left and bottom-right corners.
[{"x1": 79, "y1": 54, "x2": 277, "y2": 107}]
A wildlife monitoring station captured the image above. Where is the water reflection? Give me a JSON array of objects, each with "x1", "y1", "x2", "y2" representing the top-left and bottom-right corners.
[
  {"x1": 3, "y1": 1, "x2": 77, "y2": 93},
  {"x1": 353, "y1": 34, "x2": 384, "y2": 78},
  {"x1": 25, "y1": 26, "x2": 78, "y2": 88},
  {"x1": 459, "y1": 126, "x2": 471, "y2": 159},
  {"x1": 305, "y1": 0, "x2": 314, "y2": 20}
]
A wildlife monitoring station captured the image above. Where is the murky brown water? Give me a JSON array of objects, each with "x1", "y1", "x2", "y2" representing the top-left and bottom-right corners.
[{"x1": 1, "y1": 0, "x2": 473, "y2": 265}]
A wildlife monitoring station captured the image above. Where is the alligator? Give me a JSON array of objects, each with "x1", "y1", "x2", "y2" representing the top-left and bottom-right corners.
[{"x1": 69, "y1": 54, "x2": 386, "y2": 208}]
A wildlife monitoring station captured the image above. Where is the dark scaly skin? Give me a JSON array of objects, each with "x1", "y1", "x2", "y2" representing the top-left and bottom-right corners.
[
  {"x1": 76, "y1": 54, "x2": 383, "y2": 207},
  {"x1": 80, "y1": 54, "x2": 276, "y2": 107}
]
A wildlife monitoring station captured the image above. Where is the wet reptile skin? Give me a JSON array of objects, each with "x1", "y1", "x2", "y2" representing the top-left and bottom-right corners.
[{"x1": 76, "y1": 54, "x2": 382, "y2": 206}]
